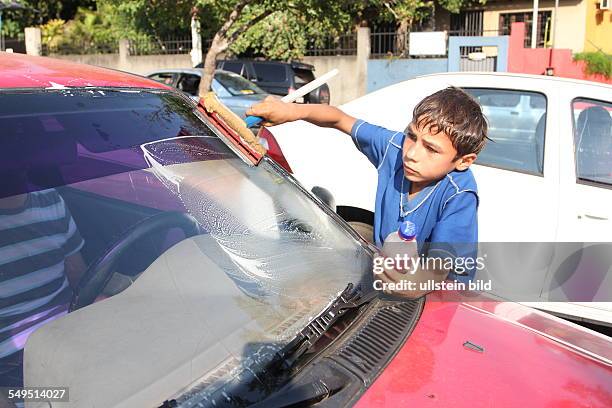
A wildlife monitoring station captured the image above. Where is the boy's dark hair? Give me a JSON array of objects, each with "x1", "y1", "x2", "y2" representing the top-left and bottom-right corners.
[{"x1": 412, "y1": 87, "x2": 489, "y2": 158}]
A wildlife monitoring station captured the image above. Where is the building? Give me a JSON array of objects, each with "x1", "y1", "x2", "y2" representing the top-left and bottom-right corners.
[{"x1": 435, "y1": 0, "x2": 610, "y2": 54}]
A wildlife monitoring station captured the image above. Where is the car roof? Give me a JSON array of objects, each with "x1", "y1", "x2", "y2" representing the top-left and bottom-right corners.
[
  {"x1": 416, "y1": 71, "x2": 612, "y2": 89},
  {"x1": 0, "y1": 52, "x2": 171, "y2": 90},
  {"x1": 219, "y1": 59, "x2": 315, "y2": 70},
  {"x1": 148, "y1": 68, "x2": 202, "y2": 76},
  {"x1": 147, "y1": 69, "x2": 240, "y2": 78}
]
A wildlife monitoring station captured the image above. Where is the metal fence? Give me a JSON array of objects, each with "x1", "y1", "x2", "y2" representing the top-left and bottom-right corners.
[
  {"x1": 128, "y1": 36, "x2": 192, "y2": 56},
  {"x1": 460, "y1": 55, "x2": 497, "y2": 72},
  {"x1": 447, "y1": 28, "x2": 509, "y2": 37},
  {"x1": 370, "y1": 31, "x2": 408, "y2": 59},
  {"x1": 42, "y1": 39, "x2": 118, "y2": 56},
  {"x1": 1, "y1": 38, "x2": 26, "y2": 53},
  {"x1": 371, "y1": 29, "x2": 509, "y2": 59},
  {"x1": 304, "y1": 33, "x2": 357, "y2": 56}
]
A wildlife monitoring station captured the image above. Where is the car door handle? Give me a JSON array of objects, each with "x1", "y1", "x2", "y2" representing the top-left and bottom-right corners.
[{"x1": 510, "y1": 111, "x2": 519, "y2": 115}]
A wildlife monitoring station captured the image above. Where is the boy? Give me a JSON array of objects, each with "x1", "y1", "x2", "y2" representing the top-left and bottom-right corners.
[{"x1": 247, "y1": 87, "x2": 488, "y2": 286}]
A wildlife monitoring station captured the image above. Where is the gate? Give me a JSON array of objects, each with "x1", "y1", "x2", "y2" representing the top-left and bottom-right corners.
[{"x1": 448, "y1": 35, "x2": 509, "y2": 73}]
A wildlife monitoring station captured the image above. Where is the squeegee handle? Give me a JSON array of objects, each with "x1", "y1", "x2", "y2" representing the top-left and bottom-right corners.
[{"x1": 244, "y1": 68, "x2": 339, "y2": 128}]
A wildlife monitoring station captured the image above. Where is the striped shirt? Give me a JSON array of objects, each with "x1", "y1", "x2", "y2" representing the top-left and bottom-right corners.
[{"x1": 0, "y1": 189, "x2": 84, "y2": 359}]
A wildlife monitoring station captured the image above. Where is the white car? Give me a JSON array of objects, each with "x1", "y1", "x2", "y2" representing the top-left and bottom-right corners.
[{"x1": 268, "y1": 72, "x2": 612, "y2": 326}]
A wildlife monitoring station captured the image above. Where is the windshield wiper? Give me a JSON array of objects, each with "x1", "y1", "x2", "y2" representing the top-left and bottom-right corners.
[
  {"x1": 271, "y1": 283, "x2": 378, "y2": 371},
  {"x1": 160, "y1": 284, "x2": 377, "y2": 408},
  {"x1": 249, "y1": 376, "x2": 345, "y2": 408}
]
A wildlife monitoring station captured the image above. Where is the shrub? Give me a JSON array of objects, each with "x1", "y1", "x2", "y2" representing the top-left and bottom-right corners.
[{"x1": 574, "y1": 51, "x2": 612, "y2": 79}]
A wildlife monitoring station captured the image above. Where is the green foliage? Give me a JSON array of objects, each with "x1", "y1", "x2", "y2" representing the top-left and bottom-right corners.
[
  {"x1": 355, "y1": 0, "x2": 487, "y2": 25},
  {"x1": 0, "y1": 0, "x2": 95, "y2": 38},
  {"x1": 99, "y1": 0, "x2": 357, "y2": 61},
  {"x1": 574, "y1": 52, "x2": 612, "y2": 79},
  {"x1": 229, "y1": 12, "x2": 306, "y2": 60},
  {"x1": 1, "y1": 19, "x2": 22, "y2": 38},
  {"x1": 40, "y1": 19, "x2": 66, "y2": 49},
  {"x1": 41, "y1": 7, "x2": 120, "y2": 54},
  {"x1": 98, "y1": 0, "x2": 195, "y2": 40},
  {"x1": 6, "y1": 0, "x2": 488, "y2": 60},
  {"x1": 227, "y1": 2, "x2": 354, "y2": 60}
]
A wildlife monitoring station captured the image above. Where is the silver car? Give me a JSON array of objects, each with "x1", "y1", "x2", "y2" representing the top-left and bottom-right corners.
[{"x1": 148, "y1": 68, "x2": 269, "y2": 118}]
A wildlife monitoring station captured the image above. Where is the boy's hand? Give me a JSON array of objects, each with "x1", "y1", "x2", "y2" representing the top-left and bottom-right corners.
[
  {"x1": 246, "y1": 96, "x2": 301, "y2": 126},
  {"x1": 248, "y1": 97, "x2": 356, "y2": 135}
]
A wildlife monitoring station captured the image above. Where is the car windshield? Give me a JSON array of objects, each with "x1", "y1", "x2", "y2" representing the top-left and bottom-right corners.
[
  {"x1": 215, "y1": 71, "x2": 266, "y2": 96},
  {"x1": 0, "y1": 88, "x2": 371, "y2": 406}
]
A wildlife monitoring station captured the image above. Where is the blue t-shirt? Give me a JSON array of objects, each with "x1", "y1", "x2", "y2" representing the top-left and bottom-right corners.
[{"x1": 351, "y1": 119, "x2": 479, "y2": 282}]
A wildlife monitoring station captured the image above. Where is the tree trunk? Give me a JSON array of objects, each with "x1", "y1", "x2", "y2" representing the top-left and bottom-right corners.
[
  {"x1": 198, "y1": 34, "x2": 228, "y2": 96},
  {"x1": 196, "y1": 0, "x2": 251, "y2": 97},
  {"x1": 396, "y1": 18, "x2": 410, "y2": 57}
]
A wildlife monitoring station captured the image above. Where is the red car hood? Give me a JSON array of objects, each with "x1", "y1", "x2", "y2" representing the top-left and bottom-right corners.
[
  {"x1": 0, "y1": 52, "x2": 169, "y2": 89},
  {"x1": 356, "y1": 291, "x2": 612, "y2": 408}
]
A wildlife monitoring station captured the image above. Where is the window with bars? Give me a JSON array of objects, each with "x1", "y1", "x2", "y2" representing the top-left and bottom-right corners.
[{"x1": 499, "y1": 11, "x2": 552, "y2": 48}]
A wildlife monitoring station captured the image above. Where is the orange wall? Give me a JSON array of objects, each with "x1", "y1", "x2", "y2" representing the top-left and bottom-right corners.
[
  {"x1": 508, "y1": 22, "x2": 611, "y2": 84},
  {"x1": 584, "y1": 0, "x2": 612, "y2": 53}
]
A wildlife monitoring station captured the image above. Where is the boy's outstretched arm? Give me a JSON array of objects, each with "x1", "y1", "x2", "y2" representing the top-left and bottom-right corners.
[{"x1": 246, "y1": 96, "x2": 357, "y2": 135}]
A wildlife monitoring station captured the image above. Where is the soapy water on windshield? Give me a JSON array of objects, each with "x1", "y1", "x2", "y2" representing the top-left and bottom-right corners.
[
  {"x1": 141, "y1": 137, "x2": 370, "y2": 303},
  {"x1": 140, "y1": 138, "x2": 374, "y2": 407}
]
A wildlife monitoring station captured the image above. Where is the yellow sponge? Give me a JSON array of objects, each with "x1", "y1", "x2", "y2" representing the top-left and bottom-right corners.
[{"x1": 201, "y1": 92, "x2": 267, "y2": 155}]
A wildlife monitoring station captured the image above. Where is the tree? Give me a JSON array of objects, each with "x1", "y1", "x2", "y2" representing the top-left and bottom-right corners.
[
  {"x1": 100, "y1": 0, "x2": 353, "y2": 94},
  {"x1": 0, "y1": 0, "x2": 95, "y2": 38},
  {"x1": 40, "y1": 5, "x2": 121, "y2": 54},
  {"x1": 228, "y1": 8, "x2": 352, "y2": 61},
  {"x1": 93, "y1": 0, "x2": 486, "y2": 93},
  {"x1": 98, "y1": 0, "x2": 195, "y2": 41},
  {"x1": 194, "y1": 0, "x2": 353, "y2": 95},
  {"x1": 359, "y1": 1, "x2": 486, "y2": 57}
]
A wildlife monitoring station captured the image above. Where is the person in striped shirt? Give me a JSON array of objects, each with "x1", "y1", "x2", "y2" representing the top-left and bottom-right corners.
[{"x1": 0, "y1": 188, "x2": 86, "y2": 388}]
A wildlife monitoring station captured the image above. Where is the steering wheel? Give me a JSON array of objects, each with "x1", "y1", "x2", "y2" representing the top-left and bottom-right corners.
[{"x1": 70, "y1": 211, "x2": 200, "y2": 311}]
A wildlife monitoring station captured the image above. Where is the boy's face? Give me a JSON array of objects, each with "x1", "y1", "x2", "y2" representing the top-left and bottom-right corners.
[{"x1": 402, "y1": 120, "x2": 477, "y2": 185}]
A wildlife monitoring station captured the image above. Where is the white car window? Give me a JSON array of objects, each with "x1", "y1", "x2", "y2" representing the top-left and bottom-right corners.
[
  {"x1": 572, "y1": 98, "x2": 612, "y2": 187},
  {"x1": 466, "y1": 88, "x2": 547, "y2": 175}
]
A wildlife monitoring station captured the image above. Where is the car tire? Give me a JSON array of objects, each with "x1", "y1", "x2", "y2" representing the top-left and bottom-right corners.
[{"x1": 337, "y1": 206, "x2": 374, "y2": 245}]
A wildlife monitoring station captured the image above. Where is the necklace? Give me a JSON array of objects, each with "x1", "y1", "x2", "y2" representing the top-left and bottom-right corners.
[
  {"x1": 400, "y1": 176, "x2": 409, "y2": 217},
  {"x1": 400, "y1": 176, "x2": 442, "y2": 217}
]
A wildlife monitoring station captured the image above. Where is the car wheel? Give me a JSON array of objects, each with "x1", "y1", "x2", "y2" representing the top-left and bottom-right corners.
[{"x1": 337, "y1": 206, "x2": 374, "y2": 245}]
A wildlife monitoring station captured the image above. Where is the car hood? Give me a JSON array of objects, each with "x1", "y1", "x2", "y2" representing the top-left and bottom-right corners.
[{"x1": 355, "y1": 291, "x2": 612, "y2": 407}]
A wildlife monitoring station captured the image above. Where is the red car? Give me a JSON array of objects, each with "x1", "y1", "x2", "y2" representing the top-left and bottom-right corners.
[{"x1": 0, "y1": 53, "x2": 610, "y2": 408}]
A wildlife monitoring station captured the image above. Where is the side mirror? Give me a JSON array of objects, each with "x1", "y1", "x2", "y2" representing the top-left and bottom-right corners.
[{"x1": 311, "y1": 186, "x2": 336, "y2": 212}]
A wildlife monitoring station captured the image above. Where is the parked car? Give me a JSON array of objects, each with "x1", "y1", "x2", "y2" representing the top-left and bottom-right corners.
[
  {"x1": 267, "y1": 72, "x2": 612, "y2": 326},
  {"x1": 148, "y1": 68, "x2": 269, "y2": 118},
  {"x1": 196, "y1": 59, "x2": 331, "y2": 104},
  {"x1": 2, "y1": 53, "x2": 611, "y2": 408}
]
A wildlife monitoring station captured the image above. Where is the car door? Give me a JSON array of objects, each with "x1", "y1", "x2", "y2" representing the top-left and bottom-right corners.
[
  {"x1": 463, "y1": 85, "x2": 560, "y2": 242},
  {"x1": 543, "y1": 85, "x2": 612, "y2": 310},
  {"x1": 557, "y1": 90, "x2": 612, "y2": 241},
  {"x1": 461, "y1": 84, "x2": 560, "y2": 301}
]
